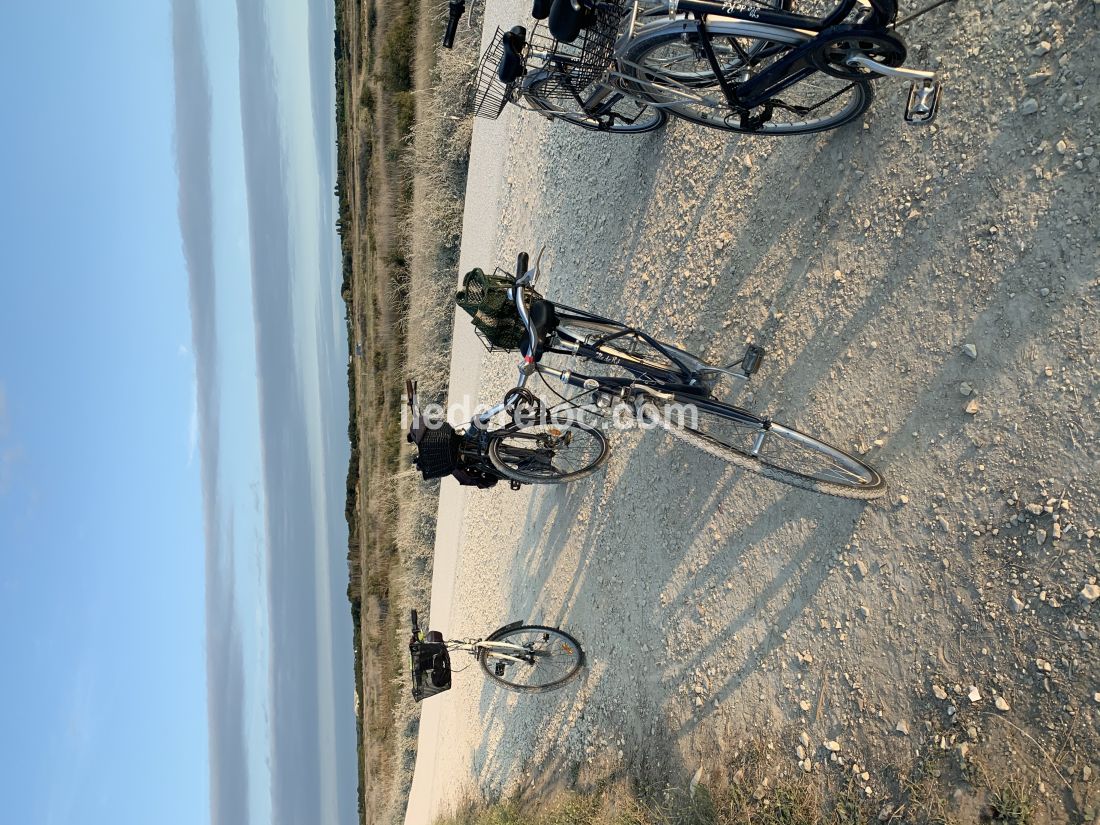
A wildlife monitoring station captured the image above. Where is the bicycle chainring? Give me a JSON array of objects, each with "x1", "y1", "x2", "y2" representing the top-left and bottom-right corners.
[{"x1": 808, "y1": 27, "x2": 907, "y2": 80}]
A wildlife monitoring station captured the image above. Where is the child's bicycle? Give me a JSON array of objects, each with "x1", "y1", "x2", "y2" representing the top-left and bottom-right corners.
[
  {"x1": 443, "y1": 0, "x2": 949, "y2": 134},
  {"x1": 408, "y1": 610, "x2": 586, "y2": 699},
  {"x1": 406, "y1": 250, "x2": 886, "y2": 499}
]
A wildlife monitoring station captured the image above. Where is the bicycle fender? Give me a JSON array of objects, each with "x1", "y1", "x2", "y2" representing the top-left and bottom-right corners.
[{"x1": 486, "y1": 620, "x2": 525, "y2": 640}]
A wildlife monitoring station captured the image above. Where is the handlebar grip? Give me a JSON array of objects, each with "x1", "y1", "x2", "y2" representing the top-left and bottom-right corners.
[
  {"x1": 531, "y1": 0, "x2": 553, "y2": 19},
  {"x1": 516, "y1": 252, "x2": 529, "y2": 278},
  {"x1": 411, "y1": 609, "x2": 419, "y2": 629},
  {"x1": 442, "y1": 0, "x2": 465, "y2": 48}
]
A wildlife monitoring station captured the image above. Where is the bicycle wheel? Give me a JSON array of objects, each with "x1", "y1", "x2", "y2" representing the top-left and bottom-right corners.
[
  {"x1": 550, "y1": 314, "x2": 709, "y2": 376},
  {"x1": 651, "y1": 399, "x2": 886, "y2": 498},
  {"x1": 524, "y1": 84, "x2": 667, "y2": 133},
  {"x1": 488, "y1": 419, "x2": 609, "y2": 483},
  {"x1": 479, "y1": 624, "x2": 584, "y2": 693},
  {"x1": 620, "y1": 20, "x2": 874, "y2": 134}
]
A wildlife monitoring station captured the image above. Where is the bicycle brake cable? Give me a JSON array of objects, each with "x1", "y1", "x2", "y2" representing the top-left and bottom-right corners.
[
  {"x1": 893, "y1": 0, "x2": 958, "y2": 28},
  {"x1": 536, "y1": 369, "x2": 606, "y2": 421}
]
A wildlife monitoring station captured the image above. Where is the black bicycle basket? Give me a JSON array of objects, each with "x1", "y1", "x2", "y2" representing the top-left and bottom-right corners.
[
  {"x1": 473, "y1": 2, "x2": 626, "y2": 119},
  {"x1": 456, "y1": 267, "x2": 541, "y2": 351},
  {"x1": 527, "y1": 1, "x2": 625, "y2": 103},
  {"x1": 414, "y1": 422, "x2": 462, "y2": 480},
  {"x1": 473, "y1": 28, "x2": 519, "y2": 119},
  {"x1": 410, "y1": 635, "x2": 452, "y2": 702}
]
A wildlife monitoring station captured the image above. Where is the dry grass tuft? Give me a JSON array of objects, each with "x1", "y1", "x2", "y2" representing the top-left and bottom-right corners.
[
  {"x1": 376, "y1": 3, "x2": 482, "y2": 823},
  {"x1": 430, "y1": 737, "x2": 1058, "y2": 825}
]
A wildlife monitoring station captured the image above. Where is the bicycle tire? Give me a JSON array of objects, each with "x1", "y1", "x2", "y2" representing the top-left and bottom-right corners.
[
  {"x1": 487, "y1": 419, "x2": 609, "y2": 483},
  {"x1": 479, "y1": 624, "x2": 585, "y2": 693},
  {"x1": 650, "y1": 400, "x2": 886, "y2": 498},
  {"x1": 551, "y1": 314, "x2": 709, "y2": 376},
  {"x1": 619, "y1": 20, "x2": 874, "y2": 135},
  {"x1": 523, "y1": 77, "x2": 667, "y2": 133}
]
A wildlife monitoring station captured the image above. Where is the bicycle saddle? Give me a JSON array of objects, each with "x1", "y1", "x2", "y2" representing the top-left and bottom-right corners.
[
  {"x1": 497, "y1": 26, "x2": 527, "y2": 84},
  {"x1": 521, "y1": 299, "x2": 559, "y2": 360},
  {"x1": 548, "y1": 0, "x2": 595, "y2": 44}
]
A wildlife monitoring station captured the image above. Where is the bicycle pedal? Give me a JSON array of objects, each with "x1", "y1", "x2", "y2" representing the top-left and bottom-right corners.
[
  {"x1": 495, "y1": 662, "x2": 506, "y2": 676},
  {"x1": 904, "y1": 79, "x2": 941, "y2": 125},
  {"x1": 740, "y1": 345, "x2": 765, "y2": 377}
]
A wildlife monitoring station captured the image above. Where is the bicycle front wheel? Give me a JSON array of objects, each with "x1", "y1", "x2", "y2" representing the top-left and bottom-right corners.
[
  {"x1": 524, "y1": 80, "x2": 667, "y2": 133},
  {"x1": 653, "y1": 400, "x2": 885, "y2": 498},
  {"x1": 479, "y1": 625, "x2": 584, "y2": 693},
  {"x1": 551, "y1": 314, "x2": 710, "y2": 377},
  {"x1": 488, "y1": 420, "x2": 609, "y2": 484},
  {"x1": 619, "y1": 21, "x2": 873, "y2": 134}
]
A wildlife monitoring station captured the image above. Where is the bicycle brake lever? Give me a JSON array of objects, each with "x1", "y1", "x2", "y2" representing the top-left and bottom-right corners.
[{"x1": 532, "y1": 245, "x2": 546, "y2": 286}]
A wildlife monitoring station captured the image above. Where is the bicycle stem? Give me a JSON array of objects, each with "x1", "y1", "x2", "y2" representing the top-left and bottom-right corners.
[{"x1": 470, "y1": 274, "x2": 539, "y2": 430}]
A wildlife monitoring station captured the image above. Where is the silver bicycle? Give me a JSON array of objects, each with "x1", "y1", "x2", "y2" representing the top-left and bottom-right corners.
[
  {"x1": 409, "y1": 251, "x2": 887, "y2": 499},
  {"x1": 408, "y1": 610, "x2": 585, "y2": 698}
]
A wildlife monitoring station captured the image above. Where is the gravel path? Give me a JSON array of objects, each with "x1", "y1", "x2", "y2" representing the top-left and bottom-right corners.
[{"x1": 407, "y1": 2, "x2": 1099, "y2": 822}]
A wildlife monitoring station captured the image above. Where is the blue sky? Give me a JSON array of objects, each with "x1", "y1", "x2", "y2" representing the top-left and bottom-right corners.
[{"x1": 0, "y1": 2, "x2": 355, "y2": 824}]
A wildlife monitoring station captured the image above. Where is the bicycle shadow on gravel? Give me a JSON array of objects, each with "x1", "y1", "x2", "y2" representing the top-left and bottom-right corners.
[
  {"x1": 452, "y1": 7, "x2": 1100, "y2": 792},
  {"x1": 461, "y1": 424, "x2": 871, "y2": 795}
]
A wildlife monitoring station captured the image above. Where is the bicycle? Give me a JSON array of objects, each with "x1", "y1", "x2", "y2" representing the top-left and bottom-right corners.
[
  {"x1": 408, "y1": 609, "x2": 585, "y2": 699},
  {"x1": 441, "y1": 0, "x2": 948, "y2": 134},
  {"x1": 407, "y1": 251, "x2": 886, "y2": 499}
]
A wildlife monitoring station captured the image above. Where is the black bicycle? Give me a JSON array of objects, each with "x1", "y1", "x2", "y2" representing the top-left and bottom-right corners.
[
  {"x1": 409, "y1": 610, "x2": 585, "y2": 699},
  {"x1": 443, "y1": 0, "x2": 947, "y2": 134},
  {"x1": 408, "y1": 251, "x2": 886, "y2": 499}
]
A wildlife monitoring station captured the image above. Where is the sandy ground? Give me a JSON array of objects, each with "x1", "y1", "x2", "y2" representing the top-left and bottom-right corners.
[{"x1": 406, "y1": 1, "x2": 1100, "y2": 822}]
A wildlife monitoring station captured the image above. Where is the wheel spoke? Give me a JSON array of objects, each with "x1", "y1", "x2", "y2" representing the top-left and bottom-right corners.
[
  {"x1": 620, "y1": 24, "x2": 873, "y2": 134},
  {"x1": 481, "y1": 627, "x2": 583, "y2": 691},
  {"x1": 656, "y1": 401, "x2": 885, "y2": 498},
  {"x1": 489, "y1": 421, "x2": 608, "y2": 483}
]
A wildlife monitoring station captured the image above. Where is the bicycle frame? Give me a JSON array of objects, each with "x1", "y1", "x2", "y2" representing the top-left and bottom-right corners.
[
  {"x1": 621, "y1": 0, "x2": 902, "y2": 121},
  {"x1": 533, "y1": 303, "x2": 767, "y2": 429},
  {"x1": 665, "y1": 0, "x2": 867, "y2": 32},
  {"x1": 452, "y1": 639, "x2": 532, "y2": 665}
]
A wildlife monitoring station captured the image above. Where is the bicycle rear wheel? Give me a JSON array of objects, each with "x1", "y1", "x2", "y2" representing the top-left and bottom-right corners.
[
  {"x1": 619, "y1": 20, "x2": 873, "y2": 134},
  {"x1": 651, "y1": 399, "x2": 885, "y2": 498},
  {"x1": 488, "y1": 420, "x2": 609, "y2": 483},
  {"x1": 479, "y1": 625, "x2": 584, "y2": 693}
]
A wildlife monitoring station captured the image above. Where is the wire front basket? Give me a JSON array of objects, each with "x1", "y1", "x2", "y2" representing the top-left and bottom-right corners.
[
  {"x1": 473, "y1": 28, "x2": 517, "y2": 119},
  {"x1": 472, "y1": 2, "x2": 627, "y2": 119},
  {"x1": 528, "y1": 1, "x2": 626, "y2": 103}
]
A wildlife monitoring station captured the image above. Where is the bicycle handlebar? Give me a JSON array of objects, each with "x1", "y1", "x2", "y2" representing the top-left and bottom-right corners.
[
  {"x1": 442, "y1": 0, "x2": 465, "y2": 48},
  {"x1": 470, "y1": 250, "x2": 544, "y2": 429}
]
